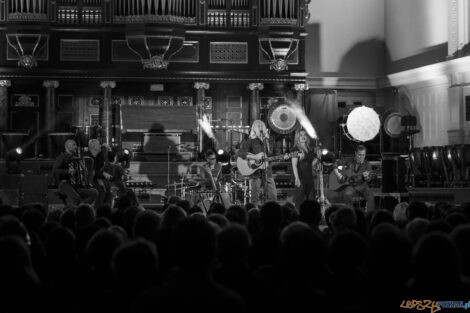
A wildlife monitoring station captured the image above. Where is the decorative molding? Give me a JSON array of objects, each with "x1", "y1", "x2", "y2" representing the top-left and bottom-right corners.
[
  {"x1": 60, "y1": 39, "x2": 100, "y2": 62},
  {"x1": 12, "y1": 94, "x2": 38, "y2": 107},
  {"x1": 385, "y1": 56, "x2": 470, "y2": 88},
  {"x1": 0, "y1": 80, "x2": 11, "y2": 88},
  {"x1": 194, "y1": 82, "x2": 210, "y2": 90},
  {"x1": 177, "y1": 96, "x2": 193, "y2": 106},
  {"x1": 248, "y1": 83, "x2": 264, "y2": 91},
  {"x1": 293, "y1": 83, "x2": 308, "y2": 91},
  {"x1": 42, "y1": 80, "x2": 60, "y2": 88},
  {"x1": 129, "y1": 96, "x2": 144, "y2": 106},
  {"x1": 308, "y1": 77, "x2": 379, "y2": 90},
  {"x1": 142, "y1": 55, "x2": 169, "y2": 70},
  {"x1": 100, "y1": 81, "x2": 116, "y2": 89},
  {"x1": 209, "y1": 42, "x2": 248, "y2": 64},
  {"x1": 158, "y1": 96, "x2": 174, "y2": 106}
]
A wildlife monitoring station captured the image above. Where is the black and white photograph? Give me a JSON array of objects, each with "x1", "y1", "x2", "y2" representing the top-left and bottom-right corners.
[{"x1": 0, "y1": 1, "x2": 469, "y2": 312}]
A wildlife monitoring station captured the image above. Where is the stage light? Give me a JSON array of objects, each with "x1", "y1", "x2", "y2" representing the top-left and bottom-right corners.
[
  {"x1": 116, "y1": 148, "x2": 131, "y2": 168},
  {"x1": 216, "y1": 149, "x2": 231, "y2": 165},
  {"x1": 5, "y1": 147, "x2": 23, "y2": 174},
  {"x1": 320, "y1": 148, "x2": 336, "y2": 165},
  {"x1": 343, "y1": 106, "x2": 380, "y2": 142}
]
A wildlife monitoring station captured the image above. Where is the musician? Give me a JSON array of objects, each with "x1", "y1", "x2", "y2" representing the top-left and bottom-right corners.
[
  {"x1": 333, "y1": 144, "x2": 375, "y2": 213},
  {"x1": 87, "y1": 139, "x2": 123, "y2": 207},
  {"x1": 237, "y1": 120, "x2": 277, "y2": 207},
  {"x1": 52, "y1": 139, "x2": 98, "y2": 205},
  {"x1": 291, "y1": 129, "x2": 320, "y2": 209},
  {"x1": 201, "y1": 149, "x2": 222, "y2": 190}
]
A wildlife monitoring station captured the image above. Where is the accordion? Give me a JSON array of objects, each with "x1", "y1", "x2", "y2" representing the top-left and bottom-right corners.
[{"x1": 68, "y1": 157, "x2": 94, "y2": 188}]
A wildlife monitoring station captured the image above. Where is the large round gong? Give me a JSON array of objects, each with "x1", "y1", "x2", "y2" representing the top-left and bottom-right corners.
[
  {"x1": 383, "y1": 112, "x2": 403, "y2": 138},
  {"x1": 267, "y1": 103, "x2": 298, "y2": 134}
]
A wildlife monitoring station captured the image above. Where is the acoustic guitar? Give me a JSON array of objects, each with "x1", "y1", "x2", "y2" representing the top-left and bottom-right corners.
[
  {"x1": 237, "y1": 151, "x2": 300, "y2": 176},
  {"x1": 328, "y1": 166, "x2": 378, "y2": 191}
]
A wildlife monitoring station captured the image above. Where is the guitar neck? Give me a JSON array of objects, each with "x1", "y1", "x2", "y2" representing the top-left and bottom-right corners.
[{"x1": 266, "y1": 152, "x2": 297, "y2": 162}]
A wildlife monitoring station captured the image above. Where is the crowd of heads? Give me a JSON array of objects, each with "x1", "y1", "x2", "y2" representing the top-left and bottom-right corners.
[{"x1": 0, "y1": 193, "x2": 470, "y2": 312}]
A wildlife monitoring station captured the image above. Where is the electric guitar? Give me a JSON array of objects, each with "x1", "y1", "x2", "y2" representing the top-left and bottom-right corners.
[
  {"x1": 328, "y1": 166, "x2": 378, "y2": 191},
  {"x1": 237, "y1": 151, "x2": 300, "y2": 176}
]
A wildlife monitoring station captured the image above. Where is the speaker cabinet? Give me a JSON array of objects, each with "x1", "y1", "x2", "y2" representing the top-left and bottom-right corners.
[{"x1": 382, "y1": 156, "x2": 407, "y2": 192}]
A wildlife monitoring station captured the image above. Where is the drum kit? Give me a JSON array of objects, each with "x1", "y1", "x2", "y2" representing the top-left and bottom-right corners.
[{"x1": 165, "y1": 164, "x2": 250, "y2": 213}]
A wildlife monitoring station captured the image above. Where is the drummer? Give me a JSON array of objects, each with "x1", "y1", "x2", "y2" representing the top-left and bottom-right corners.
[{"x1": 201, "y1": 149, "x2": 222, "y2": 190}]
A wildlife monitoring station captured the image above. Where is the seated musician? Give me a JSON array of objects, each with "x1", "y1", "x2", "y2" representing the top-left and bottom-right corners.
[
  {"x1": 52, "y1": 139, "x2": 99, "y2": 205},
  {"x1": 333, "y1": 144, "x2": 375, "y2": 213},
  {"x1": 87, "y1": 139, "x2": 126, "y2": 207}
]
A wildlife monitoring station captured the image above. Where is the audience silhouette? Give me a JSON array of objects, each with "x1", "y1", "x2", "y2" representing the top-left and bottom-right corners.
[{"x1": 1, "y1": 192, "x2": 470, "y2": 313}]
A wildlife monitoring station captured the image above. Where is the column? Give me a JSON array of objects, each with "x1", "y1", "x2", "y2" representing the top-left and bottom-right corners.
[
  {"x1": 112, "y1": 97, "x2": 122, "y2": 149},
  {"x1": 99, "y1": 81, "x2": 116, "y2": 146},
  {"x1": 0, "y1": 80, "x2": 11, "y2": 131},
  {"x1": 194, "y1": 82, "x2": 210, "y2": 153},
  {"x1": 43, "y1": 80, "x2": 59, "y2": 132},
  {"x1": 293, "y1": 83, "x2": 308, "y2": 109},
  {"x1": 0, "y1": 80, "x2": 11, "y2": 156},
  {"x1": 248, "y1": 83, "x2": 264, "y2": 124}
]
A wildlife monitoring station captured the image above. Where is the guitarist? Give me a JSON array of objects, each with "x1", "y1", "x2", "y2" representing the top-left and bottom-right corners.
[
  {"x1": 237, "y1": 120, "x2": 277, "y2": 207},
  {"x1": 291, "y1": 129, "x2": 320, "y2": 209},
  {"x1": 333, "y1": 144, "x2": 375, "y2": 213}
]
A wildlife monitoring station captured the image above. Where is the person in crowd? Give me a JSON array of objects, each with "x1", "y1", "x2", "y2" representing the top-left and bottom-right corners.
[{"x1": 52, "y1": 139, "x2": 98, "y2": 205}]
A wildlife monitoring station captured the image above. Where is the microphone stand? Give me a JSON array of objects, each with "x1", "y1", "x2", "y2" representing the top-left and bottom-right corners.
[
  {"x1": 261, "y1": 132, "x2": 268, "y2": 205},
  {"x1": 167, "y1": 143, "x2": 182, "y2": 197}
]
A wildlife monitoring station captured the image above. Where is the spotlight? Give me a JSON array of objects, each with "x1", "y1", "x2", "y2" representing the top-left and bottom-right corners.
[
  {"x1": 319, "y1": 148, "x2": 336, "y2": 165},
  {"x1": 116, "y1": 148, "x2": 131, "y2": 169},
  {"x1": 5, "y1": 147, "x2": 23, "y2": 174},
  {"x1": 216, "y1": 149, "x2": 231, "y2": 165}
]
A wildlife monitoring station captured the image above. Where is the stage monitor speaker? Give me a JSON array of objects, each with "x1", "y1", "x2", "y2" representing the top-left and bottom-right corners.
[
  {"x1": 19, "y1": 174, "x2": 49, "y2": 207},
  {"x1": 382, "y1": 156, "x2": 406, "y2": 193}
]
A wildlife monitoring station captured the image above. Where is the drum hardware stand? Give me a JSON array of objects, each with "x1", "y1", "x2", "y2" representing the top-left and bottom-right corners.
[{"x1": 261, "y1": 132, "x2": 269, "y2": 205}]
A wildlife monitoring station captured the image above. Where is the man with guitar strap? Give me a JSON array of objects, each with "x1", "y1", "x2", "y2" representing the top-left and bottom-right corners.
[
  {"x1": 237, "y1": 120, "x2": 278, "y2": 207},
  {"x1": 332, "y1": 144, "x2": 375, "y2": 213}
]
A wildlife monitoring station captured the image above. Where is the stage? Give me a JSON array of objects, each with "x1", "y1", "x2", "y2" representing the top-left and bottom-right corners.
[{"x1": 0, "y1": 159, "x2": 468, "y2": 209}]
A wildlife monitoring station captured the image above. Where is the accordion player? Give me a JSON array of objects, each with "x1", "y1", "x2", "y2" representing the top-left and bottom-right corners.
[{"x1": 52, "y1": 139, "x2": 99, "y2": 206}]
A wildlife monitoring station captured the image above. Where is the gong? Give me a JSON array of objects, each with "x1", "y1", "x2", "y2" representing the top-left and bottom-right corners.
[
  {"x1": 267, "y1": 103, "x2": 298, "y2": 134},
  {"x1": 383, "y1": 112, "x2": 403, "y2": 138}
]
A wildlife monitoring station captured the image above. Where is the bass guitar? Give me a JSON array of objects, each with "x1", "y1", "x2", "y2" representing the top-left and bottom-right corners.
[
  {"x1": 237, "y1": 151, "x2": 300, "y2": 176},
  {"x1": 328, "y1": 166, "x2": 378, "y2": 191}
]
